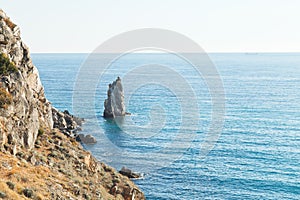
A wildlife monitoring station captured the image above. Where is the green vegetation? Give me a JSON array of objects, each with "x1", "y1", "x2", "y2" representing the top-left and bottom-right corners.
[
  {"x1": 0, "y1": 53, "x2": 17, "y2": 75},
  {"x1": 22, "y1": 188, "x2": 34, "y2": 198},
  {"x1": 38, "y1": 128, "x2": 44, "y2": 137},
  {"x1": 0, "y1": 87, "x2": 12, "y2": 109}
]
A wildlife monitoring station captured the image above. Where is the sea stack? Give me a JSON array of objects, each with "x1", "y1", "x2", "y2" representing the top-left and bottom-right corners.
[
  {"x1": 104, "y1": 77, "x2": 126, "y2": 118},
  {"x1": 0, "y1": 9, "x2": 145, "y2": 199}
]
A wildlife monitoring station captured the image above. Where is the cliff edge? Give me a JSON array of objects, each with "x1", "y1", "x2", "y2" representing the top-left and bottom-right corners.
[
  {"x1": 0, "y1": 9, "x2": 145, "y2": 200},
  {"x1": 0, "y1": 10, "x2": 53, "y2": 151}
]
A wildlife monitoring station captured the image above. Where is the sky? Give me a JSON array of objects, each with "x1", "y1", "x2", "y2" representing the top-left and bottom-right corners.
[{"x1": 1, "y1": 0, "x2": 300, "y2": 53}]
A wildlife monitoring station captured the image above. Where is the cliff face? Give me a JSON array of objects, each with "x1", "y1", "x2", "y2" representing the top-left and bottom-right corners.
[
  {"x1": 0, "y1": 10, "x2": 53, "y2": 151},
  {"x1": 103, "y1": 77, "x2": 126, "y2": 118},
  {"x1": 0, "y1": 9, "x2": 144, "y2": 200}
]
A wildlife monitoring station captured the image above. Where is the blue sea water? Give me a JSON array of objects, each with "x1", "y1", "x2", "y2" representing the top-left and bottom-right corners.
[{"x1": 32, "y1": 53, "x2": 300, "y2": 200}]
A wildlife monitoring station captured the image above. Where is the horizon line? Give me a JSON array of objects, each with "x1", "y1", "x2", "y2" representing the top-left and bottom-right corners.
[{"x1": 30, "y1": 51, "x2": 300, "y2": 54}]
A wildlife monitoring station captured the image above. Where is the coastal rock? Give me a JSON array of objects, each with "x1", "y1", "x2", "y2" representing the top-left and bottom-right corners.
[
  {"x1": 75, "y1": 133, "x2": 97, "y2": 144},
  {"x1": 0, "y1": 9, "x2": 53, "y2": 150},
  {"x1": 119, "y1": 166, "x2": 142, "y2": 179},
  {"x1": 104, "y1": 77, "x2": 126, "y2": 118},
  {"x1": 52, "y1": 107, "x2": 84, "y2": 137}
]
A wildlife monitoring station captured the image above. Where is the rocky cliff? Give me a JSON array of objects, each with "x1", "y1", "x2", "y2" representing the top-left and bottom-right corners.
[
  {"x1": 0, "y1": 9, "x2": 144, "y2": 200},
  {"x1": 0, "y1": 10, "x2": 53, "y2": 151},
  {"x1": 103, "y1": 77, "x2": 126, "y2": 118}
]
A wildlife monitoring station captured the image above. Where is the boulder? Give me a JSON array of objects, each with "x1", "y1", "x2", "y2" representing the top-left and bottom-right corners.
[
  {"x1": 76, "y1": 134, "x2": 97, "y2": 144},
  {"x1": 119, "y1": 167, "x2": 141, "y2": 179}
]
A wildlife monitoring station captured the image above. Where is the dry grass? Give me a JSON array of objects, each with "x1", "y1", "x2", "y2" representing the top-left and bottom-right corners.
[
  {"x1": 0, "y1": 182, "x2": 21, "y2": 200},
  {"x1": 0, "y1": 87, "x2": 12, "y2": 109},
  {"x1": 0, "y1": 152, "x2": 52, "y2": 199},
  {"x1": 0, "y1": 128, "x2": 144, "y2": 199}
]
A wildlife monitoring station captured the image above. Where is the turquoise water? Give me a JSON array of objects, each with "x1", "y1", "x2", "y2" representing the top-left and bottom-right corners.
[{"x1": 32, "y1": 53, "x2": 300, "y2": 200}]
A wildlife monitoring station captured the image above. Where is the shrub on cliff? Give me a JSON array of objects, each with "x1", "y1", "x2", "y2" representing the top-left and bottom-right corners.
[
  {"x1": 0, "y1": 87, "x2": 12, "y2": 108},
  {"x1": 0, "y1": 53, "x2": 17, "y2": 75}
]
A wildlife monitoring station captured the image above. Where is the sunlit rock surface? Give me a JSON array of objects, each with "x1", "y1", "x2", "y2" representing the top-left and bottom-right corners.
[{"x1": 103, "y1": 77, "x2": 126, "y2": 118}]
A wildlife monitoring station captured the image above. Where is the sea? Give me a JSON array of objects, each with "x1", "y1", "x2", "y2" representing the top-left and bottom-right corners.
[{"x1": 32, "y1": 53, "x2": 300, "y2": 200}]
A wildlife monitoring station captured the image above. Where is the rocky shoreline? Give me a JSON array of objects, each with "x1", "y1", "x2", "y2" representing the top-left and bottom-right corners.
[
  {"x1": 52, "y1": 107, "x2": 84, "y2": 137},
  {"x1": 0, "y1": 9, "x2": 145, "y2": 200},
  {"x1": 52, "y1": 108, "x2": 97, "y2": 144},
  {"x1": 0, "y1": 128, "x2": 144, "y2": 200}
]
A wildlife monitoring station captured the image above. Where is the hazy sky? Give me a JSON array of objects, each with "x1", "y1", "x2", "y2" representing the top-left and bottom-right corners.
[{"x1": 2, "y1": 0, "x2": 300, "y2": 53}]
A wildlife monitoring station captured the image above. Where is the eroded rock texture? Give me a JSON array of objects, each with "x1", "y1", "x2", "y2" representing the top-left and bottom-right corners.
[
  {"x1": 0, "y1": 10, "x2": 53, "y2": 150},
  {"x1": 103, "y1": 77, "x2": 126, "y2": 118}
]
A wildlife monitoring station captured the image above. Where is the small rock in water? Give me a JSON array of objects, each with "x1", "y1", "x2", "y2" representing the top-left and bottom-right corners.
[
  {"x1": 119, "y1": 167, "x2": 141, "y2": 179},
  {"x1": 76, "y1": 134, "x2": 97, "y2": 144}
]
